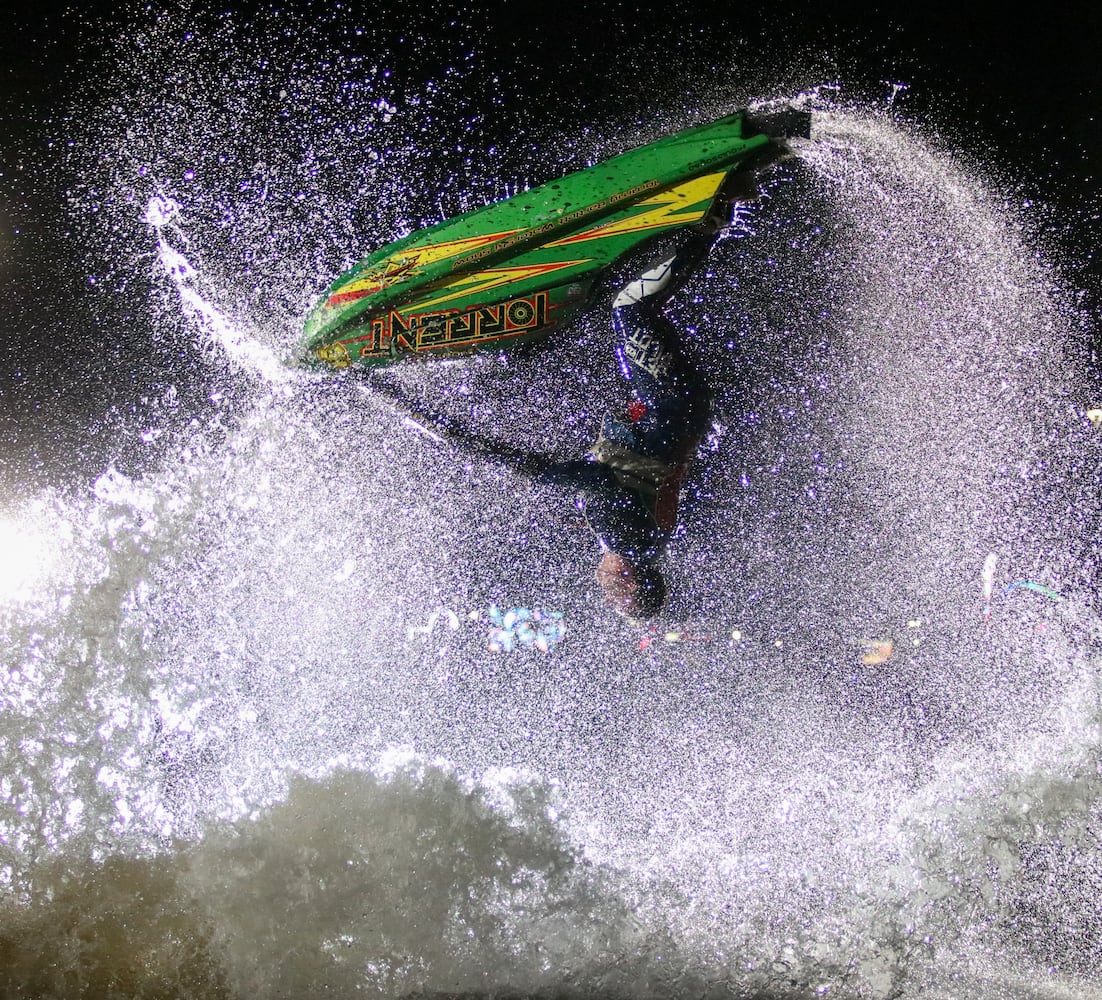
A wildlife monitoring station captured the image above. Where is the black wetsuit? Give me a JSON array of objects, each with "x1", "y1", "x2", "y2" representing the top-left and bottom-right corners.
[
  {"x1": 543, "y1": 224, "x2": 716, "y2": 565},
  {"x1": 374, "y1": 220, "x2": 720, "y2": 565}
]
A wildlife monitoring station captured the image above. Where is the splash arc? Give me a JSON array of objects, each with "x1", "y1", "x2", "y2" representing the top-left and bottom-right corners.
[{"x1": 299, "y1": 106, "x2": 812, "y2": 369}]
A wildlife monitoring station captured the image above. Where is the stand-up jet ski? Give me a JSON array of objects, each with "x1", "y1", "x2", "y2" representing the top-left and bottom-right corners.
[{"x1": 299, "y1": 106, "x2": 811, "y2": 371}]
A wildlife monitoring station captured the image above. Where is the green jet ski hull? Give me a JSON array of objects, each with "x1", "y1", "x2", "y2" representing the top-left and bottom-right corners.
[{"x1": 299, "y1": 106, "x2": 810, "y2": 370}]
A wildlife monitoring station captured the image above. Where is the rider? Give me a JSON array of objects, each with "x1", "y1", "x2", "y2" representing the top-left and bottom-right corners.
[
  {"x1": 386, "y1": 176, "x2": 748, "y2": 619},
  {"x1": 545, "y1": 178, "x2": 746, "y2": 618}
]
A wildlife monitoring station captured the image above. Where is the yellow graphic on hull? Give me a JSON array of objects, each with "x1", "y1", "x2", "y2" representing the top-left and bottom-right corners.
[
  {"x1": 409, "y1": 259, "x2": 589, "y2": 313},
  {"x1": 314, "y1": 340, "x2": 351, "y2": 368},
  {"x1": 547, "y1": 172, "x2": 727, "y2": 248},
  {"x1": 325, "y1": 173, "x2": 720, "y2": 312},
  {"x1": 328, "y1": 228, "x2": 523, "y2": 308}
]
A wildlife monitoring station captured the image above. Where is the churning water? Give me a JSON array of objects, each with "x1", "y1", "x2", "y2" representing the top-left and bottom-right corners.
[{"x1": 1, "y1": 10, "x2": 1100, "y2": 999}]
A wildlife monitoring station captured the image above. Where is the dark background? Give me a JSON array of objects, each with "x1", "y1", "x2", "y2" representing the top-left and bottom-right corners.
[
  {"x1": 1, "y1": 1, "x2": 1099, "y2": 495},
  {"x1": 5, "y1": 2, "x2": 1096, "y2": 191}
]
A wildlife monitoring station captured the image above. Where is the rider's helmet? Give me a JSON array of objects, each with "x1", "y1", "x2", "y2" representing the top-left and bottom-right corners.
[{"x1": 595, "y1": 550, "x2": 666, "y2": 618}]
